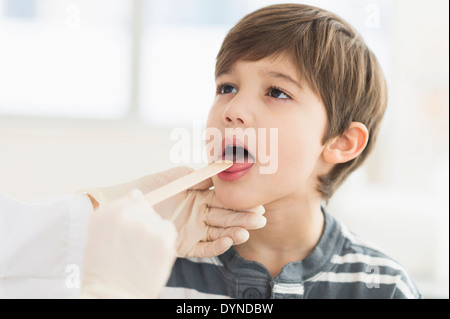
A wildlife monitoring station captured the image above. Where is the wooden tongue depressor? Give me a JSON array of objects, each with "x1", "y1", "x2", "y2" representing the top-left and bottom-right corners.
[{"x1": 144, "y1": 161, "x2": 233, "y2": 206}]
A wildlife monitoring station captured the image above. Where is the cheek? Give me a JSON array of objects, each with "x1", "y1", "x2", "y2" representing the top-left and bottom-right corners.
[
  {"x1": 206, "y1": 109, "x2": 217, "y2": 128},
  {"x1": 274, "y1": 123, "x2": 325, "y2": 184},
  {"x1": 206, "y1": 97, "x2": 225, "y2": 126},
  {"x1": 270, "y1": 136, "x2": 305, "y2": 187},
  {"x1": 205, "y1": 108, "x2": 223, "y2": 161}
]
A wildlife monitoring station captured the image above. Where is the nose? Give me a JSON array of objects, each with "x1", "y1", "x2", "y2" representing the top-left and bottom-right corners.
[{"x1": 221, "y1": 94, "x2": 254, "y2": 127}]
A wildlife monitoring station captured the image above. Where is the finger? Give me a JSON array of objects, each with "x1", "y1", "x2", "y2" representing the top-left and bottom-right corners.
[
  {"x1": 191, "y1": 237, "x2": 233, "y2": 258},
  {"x1": 209, "y1": 191, "x2": 224, "y2": 208},
  {"x1": 207, "y1": 226, "x2": 250, "y2": 245},
  {"x1": 207, "y1": 208, "x2": 267, "y2": 230},
  {"x1": 189, "y1": 177, "x2": 213, "y2": 191}
]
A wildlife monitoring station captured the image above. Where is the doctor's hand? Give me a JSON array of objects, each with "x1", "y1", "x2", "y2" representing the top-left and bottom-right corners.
[
  {"x1": 81, "y1": 167, "x2": 266, "y2": 258},
  {"x1": 80, "y1": 190, "x2": 177, "y2": 299},
  {"x1": 153, "y1": 173, "x2": 266, "y2": 258}
]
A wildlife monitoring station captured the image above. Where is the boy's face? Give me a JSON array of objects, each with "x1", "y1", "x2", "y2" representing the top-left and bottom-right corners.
[{"x1": 206, "y1": 54, "x2": 329, "y2": 210}]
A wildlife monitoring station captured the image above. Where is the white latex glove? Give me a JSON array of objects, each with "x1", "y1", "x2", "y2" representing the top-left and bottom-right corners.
[
  {"x1": 80, "y1": 190, "x2": 177, "y2": 299},
  {"x1": 154, "y1": 178, "x2": 265, "y2": 257},
  {"x1": 80, "y1": 167, "x2": 266, "y2": 258}
]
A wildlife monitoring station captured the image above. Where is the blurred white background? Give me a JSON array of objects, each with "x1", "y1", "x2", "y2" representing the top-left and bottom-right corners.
[{"x1": 0, "y1": 0, "x2": 448, "y2": 298}]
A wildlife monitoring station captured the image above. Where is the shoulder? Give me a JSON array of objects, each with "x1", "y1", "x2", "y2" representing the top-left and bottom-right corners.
[{"x1": 324, "y1": 220, "x2": 422, "y2": 298}]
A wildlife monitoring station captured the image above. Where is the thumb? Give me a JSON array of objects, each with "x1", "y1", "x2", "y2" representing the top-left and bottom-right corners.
[{"x1": 189, "y1": 237, "x2": 233, "y2": 258}]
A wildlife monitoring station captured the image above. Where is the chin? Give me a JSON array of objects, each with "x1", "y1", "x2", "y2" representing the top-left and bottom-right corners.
[{"x1": 213, "y1": 180, "x2": 260, "y2": 211}]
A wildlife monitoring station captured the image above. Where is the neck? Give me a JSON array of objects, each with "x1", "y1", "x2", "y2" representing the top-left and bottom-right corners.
[{"x1": 235, "y1": 194, "x2": 324, "y2": 276}]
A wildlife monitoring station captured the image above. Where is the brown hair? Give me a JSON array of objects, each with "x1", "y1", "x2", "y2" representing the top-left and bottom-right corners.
[{"x1": 215, "y1": 3, "x2": 387, "y2": 200}]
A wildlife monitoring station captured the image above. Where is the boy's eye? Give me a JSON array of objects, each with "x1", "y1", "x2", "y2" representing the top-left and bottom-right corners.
[
  {"x1": 217, "y1": 84, "x2": 237, "y2": 95},
  {"x1": 268, "y1": 87, "x2": 291, "y2": 100}
]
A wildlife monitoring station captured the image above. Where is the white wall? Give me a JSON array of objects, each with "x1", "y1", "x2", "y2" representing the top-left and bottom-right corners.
[
  {"x1": 0, "y1": 0, "x2": 448, "y2": 299},
  {"x1": 0, "y1": 117, "x2": 200, "y2": 201}
]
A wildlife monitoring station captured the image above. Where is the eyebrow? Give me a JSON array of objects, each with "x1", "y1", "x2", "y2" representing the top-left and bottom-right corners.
[
  {"x1": 216, "y1": 70, "x2": 231, "y2": 79},
  {"x1": 266, "y1": 71, "x2": 302, "y2": 90},
  {"x1": 216, "y1": 69, "x2": 303, "y2": 90}
]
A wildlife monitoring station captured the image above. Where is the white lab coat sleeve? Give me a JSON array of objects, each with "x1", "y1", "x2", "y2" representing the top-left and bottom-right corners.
[{"x1": 0, "y1": 191, "x2": 94, "y2": 299}]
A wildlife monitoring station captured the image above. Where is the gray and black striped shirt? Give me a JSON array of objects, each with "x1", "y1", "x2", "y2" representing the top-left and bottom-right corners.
[{"x1": 160, "y1": 207, "x2": 421, "y2": 299}]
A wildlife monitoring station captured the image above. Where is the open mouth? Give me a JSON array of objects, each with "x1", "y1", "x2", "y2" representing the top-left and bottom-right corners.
[
  {"x1": 222, "y1": 145, "x2": 255, "y2": 164},
  {"x1": 218, "y1": 142, "x2": 256, "y2": 181}
]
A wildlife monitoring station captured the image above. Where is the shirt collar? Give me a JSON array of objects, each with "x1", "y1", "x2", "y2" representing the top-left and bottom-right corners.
[{"x1": 218, "y1": 205, "x2": 345, "y2": 282}]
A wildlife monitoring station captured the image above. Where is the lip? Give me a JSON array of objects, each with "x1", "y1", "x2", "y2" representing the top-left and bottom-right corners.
[
  {"x1": 217, "y1": 164, "x2": 253, "y2": 181},
  {"x1": 217, "y1": 136, "x2": 255, "y2": 181}
]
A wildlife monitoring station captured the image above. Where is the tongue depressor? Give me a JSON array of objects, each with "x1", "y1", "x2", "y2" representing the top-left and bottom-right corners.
[{"x1": 144, "y1": 161, "x2": 233, "y2": 206}]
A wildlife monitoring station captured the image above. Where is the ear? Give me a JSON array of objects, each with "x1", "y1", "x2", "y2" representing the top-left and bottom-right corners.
[{"x1": 323, "y1": 122, "x2": 369, "y2": 164}]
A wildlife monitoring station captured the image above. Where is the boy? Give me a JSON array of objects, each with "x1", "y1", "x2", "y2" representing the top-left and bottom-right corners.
[{"x1": 160, "y1": 4, "x2": 421, "y2": 298}]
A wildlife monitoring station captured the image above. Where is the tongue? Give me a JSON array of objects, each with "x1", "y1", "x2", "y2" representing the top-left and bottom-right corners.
[{"x1": 223, "y1": 161, "x2": 254, "y2": 173}]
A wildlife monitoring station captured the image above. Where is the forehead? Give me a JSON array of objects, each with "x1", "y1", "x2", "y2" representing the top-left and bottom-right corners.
[{"x1": 217, "y1": 54, "x2": 301, "y2": 82}]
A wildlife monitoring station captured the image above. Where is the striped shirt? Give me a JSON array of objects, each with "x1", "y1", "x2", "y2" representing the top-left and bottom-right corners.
[{"x1": 160, "y1": 207, "x2": 421, "y2": 299}]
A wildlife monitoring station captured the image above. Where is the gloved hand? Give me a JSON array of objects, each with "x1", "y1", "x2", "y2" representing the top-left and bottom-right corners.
[
  {"x1": 154, "y1": 177, "x2": 265, "y2": 257},
  {"x1": 80, "y1": 189, "x2": 177, "y2": 299},
  {"x1": 80, "y1": 167, "x2": 266, "y2": 258}
]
